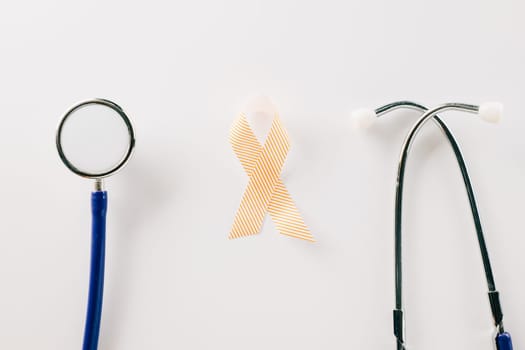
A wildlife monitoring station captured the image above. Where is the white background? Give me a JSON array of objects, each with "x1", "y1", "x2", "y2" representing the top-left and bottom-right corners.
[{"x1": 0, "y1": 0, "x2": 524, "y2": 349}]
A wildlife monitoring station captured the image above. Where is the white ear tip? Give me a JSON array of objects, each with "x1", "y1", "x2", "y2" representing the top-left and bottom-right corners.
[
  {"x1": 479, "y1": 102, "x2": 503, "y2": 123},
  {"x1": 352, "y1": 108, "x2": 377, "y2": 129}
]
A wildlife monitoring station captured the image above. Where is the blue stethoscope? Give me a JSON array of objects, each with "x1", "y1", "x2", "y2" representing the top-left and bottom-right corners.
[
  {"x1": 56, "y1": 99, "x2": 135, "y2": 350},
  {"x1": 356, "y1": 101, "x2": 513, "y2": 350}
]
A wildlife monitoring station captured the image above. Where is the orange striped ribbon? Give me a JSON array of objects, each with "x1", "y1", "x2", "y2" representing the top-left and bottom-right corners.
[{"x1": 229, "y1": 113, "x2": 314, "y2": 242}]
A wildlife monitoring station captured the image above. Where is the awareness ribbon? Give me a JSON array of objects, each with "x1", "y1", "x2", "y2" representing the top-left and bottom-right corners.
[{"x1": 229, "y1": 113, "x2": 314, "y2": 242}]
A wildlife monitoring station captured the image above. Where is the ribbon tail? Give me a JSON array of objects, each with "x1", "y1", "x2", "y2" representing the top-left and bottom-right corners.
[
  {"x1": 229, "y1": 181, "x2": 268, "y2": 239},
  {"x1": 268, "y1": 181, "x2": 315, "y2": 242}
]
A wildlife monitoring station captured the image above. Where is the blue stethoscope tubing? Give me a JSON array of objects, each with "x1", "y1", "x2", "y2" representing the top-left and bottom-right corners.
[
  {"x1": 83, "y1": 191, "x2": 108, "y2": 350},
  {"x1": 56, "y1": 98, "x2": 135, "y2": 350}
]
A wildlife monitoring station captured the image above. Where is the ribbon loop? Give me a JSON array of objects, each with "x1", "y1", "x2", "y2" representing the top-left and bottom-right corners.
[{"x1": 229, "y1": 113, "x2": 314, "y2": 242}]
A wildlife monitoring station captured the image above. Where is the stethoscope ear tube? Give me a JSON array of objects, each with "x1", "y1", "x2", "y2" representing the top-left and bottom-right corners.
[
  {"x1": 366, "y1": 101, "x2": 511, "y2": 350},
  {"x1": 82, "y1": 191, "x2": 107, "y2": 350}
]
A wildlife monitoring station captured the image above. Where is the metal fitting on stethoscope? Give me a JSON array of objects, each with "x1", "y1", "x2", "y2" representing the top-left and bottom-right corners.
[{"x1": 353, "y1": 101, "x2": 512, "y2": 350}]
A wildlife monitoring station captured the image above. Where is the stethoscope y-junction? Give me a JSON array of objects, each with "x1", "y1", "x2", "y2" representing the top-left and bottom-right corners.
[
  {"x1": 355, "y1": 101, "x2": 512, "y2": 350},
  {"x1": 56, "y1": 99, "x2": 135, "y2": 350}
]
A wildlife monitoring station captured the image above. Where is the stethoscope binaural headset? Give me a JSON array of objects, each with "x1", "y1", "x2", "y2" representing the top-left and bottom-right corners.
[{"x1": 354, "y1": 101, "x2": 513, "y2": 350}]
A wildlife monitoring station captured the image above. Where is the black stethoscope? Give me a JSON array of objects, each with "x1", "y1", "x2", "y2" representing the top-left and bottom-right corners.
[{"x1": 354, "y1": 101, "x2": 513, "y2": 350}]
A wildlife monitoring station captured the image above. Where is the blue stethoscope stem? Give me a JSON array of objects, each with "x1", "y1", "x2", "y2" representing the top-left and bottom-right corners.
[
  {"x1": 496, "y1": 332, "x2": 514, "y2": 350},
  {"x1": 83, "y1": 191, "x2": 107, "y2": 350}
]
